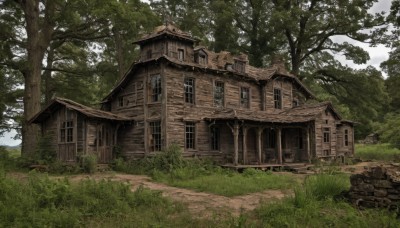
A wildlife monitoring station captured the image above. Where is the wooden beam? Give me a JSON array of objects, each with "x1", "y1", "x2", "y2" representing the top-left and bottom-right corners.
[
  {"x1": 233, "y1": 121, "x2": 239, "y2": 166},
  {"x1": 242, "y1": 127, "x2": 248, "y2": 165},
  {"x1": 306, "y1": 127, "x2": 311, "y2": 163},
  {"x1": 277, "y1": 127, "x2": 282, "y2": 164},
  {"x1": 257, "y1": 127, "x2": 262, "y2": 164}
]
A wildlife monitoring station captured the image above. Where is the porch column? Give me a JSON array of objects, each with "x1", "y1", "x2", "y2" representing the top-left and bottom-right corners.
[
  {"x1": 277, "y1": 127, "x2": 283, "y2": 164},
  {"x1": 306, "y1": 127, "x2": 311, "y2": 163},
  {"x1": 233, "y1": 121, "x2": 239, "y2": 166},
  {"x1": 242, "y1": 127, "x2": 248, "y2": 165},
  {"x1": 257, "y1": 127, "x2": 263, "y2": 164}
]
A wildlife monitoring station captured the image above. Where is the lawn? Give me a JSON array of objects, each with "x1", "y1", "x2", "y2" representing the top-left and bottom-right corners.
[
  {"x1": 152, "y1": 167, "x2": 301, "y2": 197},
  {"x1": 355, "y1": 143, "x2": 400, "y2": 161}
]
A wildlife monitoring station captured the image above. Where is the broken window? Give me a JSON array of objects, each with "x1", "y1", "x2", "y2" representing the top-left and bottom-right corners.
[
  {"x1": 210, "y1": 126, "x2": 220, "y2": 151},
  {"x1": 240, "y1": 87, "x2": 250, "y2": 108},
  {"x1": 150, "y1": 121, "x2": 161, "y2": 151},
  {"x1": 344, "y1": 129, "x2": 349, "y2": 146},
  {"x1": 323, "y1": 128, "x2": 330, "y2": 143},
  {"x1": 274, "y1": 88, "x2": 282, "y2": 109},
  {"x1": 185, "y1": 122, "x2": 195, "y2": 149},
  {"x1": 184, "y1": 77, "x2": 195, "y2": 104},
  {"x1": 150, "y1": 74, "x2": 162, "y2": 102},
  {"x1": 214, "y1": 81, "x2": 224, "y2": 107}
]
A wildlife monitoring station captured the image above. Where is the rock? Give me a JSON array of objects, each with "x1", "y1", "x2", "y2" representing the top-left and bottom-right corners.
[
  {"x1": 371, "y1": 166, "x2": 386, "y2": 179},
  {"x1": 388, "y1": 194, "x2": 400, "y2": 200},
  {"x1": 350, "y1": 174, "x2": 364, "y2": 186},
  {"x1": 372, "y1": 180, "x2": 392, "y2": 189},
  {"x1": 374, "y1": 189, "x2": 388, "y2": 197}
]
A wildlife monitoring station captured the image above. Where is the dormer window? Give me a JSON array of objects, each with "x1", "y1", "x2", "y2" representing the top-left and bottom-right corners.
[
  {"x1": 225, "y1": 64, "x2": 233, "y2": 71},
  {"x1": 178, "y1": 49, "x2": 184, "y2": 61},
  {"x1": 234, "y1": 60, "x2": 246, "y2": 73},
  {"x1": 195, "y1": 50, "x2": 208, "y2": 65}
]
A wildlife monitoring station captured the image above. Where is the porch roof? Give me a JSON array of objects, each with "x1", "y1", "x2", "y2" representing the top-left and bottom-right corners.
[
  {"x1": 205, "y1": 102, "x2": 340, "y2": 124},
  {"x1": 30, "y1": 97, "x2": 134, "y2": 124}
]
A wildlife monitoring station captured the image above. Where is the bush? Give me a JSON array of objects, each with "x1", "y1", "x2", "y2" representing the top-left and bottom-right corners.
[
  {"x1": 81, "y1": 155, "x2": 97, "y2": 174},
  {"x1": 35, "y1": 134, "x2": 57, "y2": 164},
  {"x1": 302, "y1": 174, "x2": 350, "y2": 200},
  {"x1": 356, "y1": 143, "x2": 400, "y2": 161}
]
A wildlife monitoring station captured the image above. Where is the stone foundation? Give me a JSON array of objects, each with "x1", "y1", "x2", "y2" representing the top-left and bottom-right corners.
[{"x1": 348, "y1": 166, "x2": 400, "y2": 210}]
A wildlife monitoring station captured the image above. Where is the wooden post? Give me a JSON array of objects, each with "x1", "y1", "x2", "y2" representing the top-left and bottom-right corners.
[
  {"x1": 306, "y1": 127, "x2": 311, "y2": 163},
  {"x1": 233, "y1": 121, "x2": 239, "y2": 166},
  {"x1": 277, "y1": 127, "x2": 282, "y2": 164},
  {"x1": 257, "y1": 127, "x2": 262, "y2": 164},
  {"x1": 242, "y1": 127, "x2": 248, "y2": 165}
]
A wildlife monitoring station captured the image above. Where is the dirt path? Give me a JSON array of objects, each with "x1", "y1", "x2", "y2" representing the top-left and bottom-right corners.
[{"x1": 68, "y1": 173, "x2": 287, "y2": 217}]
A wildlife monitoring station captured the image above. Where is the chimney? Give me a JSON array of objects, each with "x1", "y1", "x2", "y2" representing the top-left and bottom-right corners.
[{"x1": 271, "y1": 55, "x2": 289, "y2": 74}]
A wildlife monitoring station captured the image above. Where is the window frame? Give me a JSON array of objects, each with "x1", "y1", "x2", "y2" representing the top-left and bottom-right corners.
[
  {"x1": 184, "y1": 77, "x2": 195, "y2": 104},
  {"x1": 240, "y1": 87, "x2": 250, "y2": 109},
  {"x1": 234, "y1": 60, "x2": 246, "y2": 73},
  {"x1": 214, "y1": 81, "x2": 225, "y2": 108},
  {"x1": 150, "y1": 74, "x2": 162, "y2": 103},
  {"x1": 149, "y1": 121, "x2": 162, "y2": 152},
  {"x1": 323, "y1": 127, "x2": 330, "y2": 143},
  {"x1": 59, "y1": 110, "x2": 74, "y2": 143},
  {"x1": 344, "y1": 129, "x2": 349, "y2": 147},
  {"x1": 185, "y1": 122, "x2": 196, "y2": 150},
  {"x1": 274, "y1": 88, "x2": 282, "y2": 109},
  {"x1": 178, "y1": 48, "x2": 184, "y2": 61}
]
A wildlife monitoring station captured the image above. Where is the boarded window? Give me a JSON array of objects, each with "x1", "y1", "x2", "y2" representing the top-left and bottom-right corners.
[
  {"x1": 323, "y1": 128, "x2": 330, "y2": 143},
  {"x1": 178, "y1": 49, "x2": 184, "y2": 61},
  {"x1": 344, "y1": 129, "x2": 349, "y2": 146},
  {"x1": 234, "y1": 60, "x2": 245, "y2": 73},
  {"x1": 150, "y1": 74, "x2": 162, "y2": 102},
  {"x1": 210, "y1": 126, "x2": 220, "y2": 151},
  {"x1": 150, "y1": 121, "x2": 161, "y2": 151},
  {"x1": 214, "y1": 81, "x2": 224, "y2": 107},
  {"x1": 185, "y1": 122, "x2": 195, "y2": 149},
  {"x1": 274, "y1": 88, "x2": 282, "y2": 109},
  {"x1": 240, "y1": 87, "x2": 250, "y2": 108},
  {"x1": 184, "y1": 77, "x2": 195, "y2": 104}
]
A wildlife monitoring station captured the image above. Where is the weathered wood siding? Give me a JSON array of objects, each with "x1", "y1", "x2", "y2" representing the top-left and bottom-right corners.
[
  {"x1": 265, "y1": 78, "x2": 295, "y2": 112},
  {"x1": 314, "y1": 110, "x2": 338, "y2": 158},
  {"x1": 336, "y1": 124, "x2": 354, "y2": 156},
  {"x1": 41, "y1": 112, "x2": 58, "y2": 155}
]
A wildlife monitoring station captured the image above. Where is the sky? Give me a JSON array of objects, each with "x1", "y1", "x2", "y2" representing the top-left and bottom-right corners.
[{"x1": 0, "y1": 0, "x2": 394, "y2": 147}]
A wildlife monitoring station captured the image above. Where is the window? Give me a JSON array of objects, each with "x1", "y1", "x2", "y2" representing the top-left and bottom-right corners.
[
  {"x1": 323, "y1": 149, "x2": 330, "y2": 156},
  {"x1": 323, "y1": 128, "x2": 330, "y2": 143},
  {"x1": 274, "y1": 88, "x2": 282, "y2": 109},
  {"x1": 195, "y1": 51, "x2": 207, "y2": 65},
  {"x1": 240, "y1": 87, "x2": 250, "y2": 108},
  {"x1": 185, "y1": 122, "x2": 195, "y2": 149},
  {"x1": 214, "y1": 81, "x2": 224, "y2": 107},
  {"x1": 198, "y1": 54, "x2": 206, "y2": 65},
  {"x1": 118, "y1": 96, "x2": 124, "y2": 107},
  {"x1": 210, "y1": 126, "x2": 220, "y2": 151},
  {"x1": 150, "y1": 74, "x2": 162, "y2": 102},
  {"x1": 60, "y1": 121, "x2": 73, "y2": 143},
  {"x1": 344, "y1": 129, "x2": 349, "y2": 146},
  {"x1": 178, "y1": 49, "x2": 184, "y2": 61},
  {"x1": 184, "y1": 77, "x2": 195, "y2": 104},
  {"x1": 292, "y1": 100, "x2": 299, "y2": 107},
  {"x1": 150, "y1": 121, "x2": 161, "y2": 151},
  {"x1": 234, "y1": 60, "x2": 245, "y2": 73}
]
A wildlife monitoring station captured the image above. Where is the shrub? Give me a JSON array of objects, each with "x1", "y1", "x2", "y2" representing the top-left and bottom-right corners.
[
  {"x1": 81, "y1": 155, "x2": 97, "y2": 174},
  {"x1": 303, "y1": 174, "x2": 350, "y2": 200},
  {"x1": 35, "y1": 134, "x2": 57, "y2": 164}
]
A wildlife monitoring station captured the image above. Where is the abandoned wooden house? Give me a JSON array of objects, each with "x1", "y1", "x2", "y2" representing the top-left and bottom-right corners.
[{"x1": 30, "y1": 24, "x2": 355, "y2": 165}]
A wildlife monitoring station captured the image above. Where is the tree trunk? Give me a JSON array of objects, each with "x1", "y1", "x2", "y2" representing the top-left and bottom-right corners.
[
  {"x1": 113, "y1": 27, "x2": 126, "y2": 79},
  {"x1": 43, "y1": 46, "x2": 55, "y2": 104},
  {"x1": 20, "y1": 0, "x2": 55, "y2": 157}
]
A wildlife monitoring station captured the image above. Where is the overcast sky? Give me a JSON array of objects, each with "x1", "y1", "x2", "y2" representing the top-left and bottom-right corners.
[{"x1": 0, "y1": 0, "x2": 394, "y2": 146}]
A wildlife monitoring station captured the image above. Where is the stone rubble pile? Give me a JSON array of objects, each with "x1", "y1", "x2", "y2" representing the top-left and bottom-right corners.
[{"x1": 348, "y1": 166, "x2": 400, "y2": 210}]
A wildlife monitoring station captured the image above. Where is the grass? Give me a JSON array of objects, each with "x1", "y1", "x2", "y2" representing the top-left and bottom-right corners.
[
  {"x1": 247, "y1": 173, "x2": 400, "y2": 227},
  {"x1": 152, "y1": 167, "x2": 300, "y2": 197},
  {"x1": 0, "y1": 169, "x2": 232, "y2": 227},
  {"x1": 355, "y1": 143, "x2": 400, "y2": 161}
]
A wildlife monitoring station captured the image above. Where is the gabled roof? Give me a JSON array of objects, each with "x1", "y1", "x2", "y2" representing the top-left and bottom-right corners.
[
  {"x1": 205, "y1": 102, "x2": 342, "y2": 124},
  {"x1": 30, "y1": 97, "x2": 133, "y2": 124},
  {"x1": 102, "y1": 54, "x2": 315, "y2": 102},
  {"x1": 133, "y1": 23, "x2": 196, "y2": 45}
]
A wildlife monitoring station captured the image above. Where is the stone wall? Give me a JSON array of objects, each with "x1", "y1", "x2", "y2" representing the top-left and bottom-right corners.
[{"x1": 348, "y1": 166, "x2": 400, "y2": 210}]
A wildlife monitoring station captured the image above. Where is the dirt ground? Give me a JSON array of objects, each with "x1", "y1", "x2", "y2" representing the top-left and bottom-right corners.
[{"x1": 6, "y1": 161, "x2": 384, "y2": 217}]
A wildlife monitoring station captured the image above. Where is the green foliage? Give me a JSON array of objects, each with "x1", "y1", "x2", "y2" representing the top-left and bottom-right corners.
[
  {"x1": 34, "y1": 134, "x2": 57, "y2": 164},
  {"x1": 0, "y1": 172, "x2": 217, "y2": 227},
  {"x1": 81, "y1": 155, "x2": 97, "y2": 174},
  {"x1": 355, "y1": 143, "x2": 400, "y2": 161},
  {"x1": 252, "y1": 173, "x2": 399, "y2": 227}
]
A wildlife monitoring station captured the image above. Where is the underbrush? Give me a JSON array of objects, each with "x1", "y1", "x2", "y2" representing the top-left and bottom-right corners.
[
  {"x1": 250, "y1": 173, "x2": 400, "y2": 227},
  {"x1": 0, "y1": 168, "x2": 227, "y2": 227},
  {"x1": 355, "y1": 143, "x2": 400, "y2": 161},
  {"x1": 111, "y1": 144, "x2": 300, "y2": 196}
]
